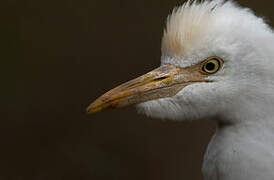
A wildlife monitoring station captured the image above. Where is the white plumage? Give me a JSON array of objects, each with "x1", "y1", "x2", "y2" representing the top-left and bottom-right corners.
[
  {"x1": 137, "y1": 1, "x2": 274, "y2": 180},
  {"x1": 88, "y1": 1, "x2": 274, "y2": 179}
]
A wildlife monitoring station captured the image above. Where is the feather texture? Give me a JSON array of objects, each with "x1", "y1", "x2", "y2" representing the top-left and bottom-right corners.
[{"x1": 137, "y1": 1, "x2": 274, "y2": 179}]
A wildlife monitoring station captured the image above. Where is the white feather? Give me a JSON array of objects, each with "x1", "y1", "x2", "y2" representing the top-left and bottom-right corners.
[{"x1": 137, "y1": 1, "x2": 274, "y2": 179}]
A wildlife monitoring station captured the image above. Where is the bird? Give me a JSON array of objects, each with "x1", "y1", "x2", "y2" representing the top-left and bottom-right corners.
[{"x1": 87, "y1": 0, "x2": 274, "y2": 179}]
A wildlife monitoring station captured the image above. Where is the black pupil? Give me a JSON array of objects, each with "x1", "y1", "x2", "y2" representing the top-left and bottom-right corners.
[{"x1": 205, "y1": 62, "x2": 216, "y2": 71}]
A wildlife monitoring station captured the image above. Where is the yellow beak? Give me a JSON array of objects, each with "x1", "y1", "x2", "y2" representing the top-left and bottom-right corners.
[{"x1": 87, "y1": 64, "x2": 207, "y2": 114}]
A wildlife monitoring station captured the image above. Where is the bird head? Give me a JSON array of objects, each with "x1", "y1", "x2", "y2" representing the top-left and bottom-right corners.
[{"x1": 87, "y1": 0, "x2": 274, "y2": 122}]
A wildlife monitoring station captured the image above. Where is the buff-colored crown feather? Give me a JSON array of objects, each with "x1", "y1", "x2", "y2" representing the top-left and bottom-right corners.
[{"x1": 162, "y1": 0, "x2": 224, "y2": 57}]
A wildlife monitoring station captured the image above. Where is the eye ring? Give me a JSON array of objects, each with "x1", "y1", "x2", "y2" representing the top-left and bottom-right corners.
[{"x1": 201, "y1": 57, "x2": 223, "y2": 74}]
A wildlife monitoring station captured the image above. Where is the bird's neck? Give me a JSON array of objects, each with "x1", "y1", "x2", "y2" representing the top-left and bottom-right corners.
[
  {"x1": 203, "y1": 101, "x2": 274, "y2": 180},
  {"x1": 217, "y1": 90, "x2": 274, "y2": 128},
  {"x1": 215, "y1": 98, "x2": 274, "y2": 149}
]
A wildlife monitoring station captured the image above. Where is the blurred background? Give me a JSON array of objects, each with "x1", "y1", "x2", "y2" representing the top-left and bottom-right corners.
[{"x1": 2, "y1": 0, "x2": 274, "y2": 179}]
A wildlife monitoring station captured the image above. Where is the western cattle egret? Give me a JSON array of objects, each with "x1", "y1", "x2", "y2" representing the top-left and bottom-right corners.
[{"x1": 87, "y1": 0, "x2": 274, "y2": 179}]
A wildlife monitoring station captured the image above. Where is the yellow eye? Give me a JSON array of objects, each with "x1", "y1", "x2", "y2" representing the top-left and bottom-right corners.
[{"x1": 201, "y1": 57, "x2": 222, "y2": 74}]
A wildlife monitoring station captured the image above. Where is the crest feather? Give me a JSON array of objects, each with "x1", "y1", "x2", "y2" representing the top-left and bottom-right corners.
[{"x1": 161, "y1": 0, "x2": 225, "y2": 57}]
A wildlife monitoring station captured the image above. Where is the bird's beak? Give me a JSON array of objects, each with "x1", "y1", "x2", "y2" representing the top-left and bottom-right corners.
[{"x1": 87, "y1": 65, "x2": 207, "y2": 114}]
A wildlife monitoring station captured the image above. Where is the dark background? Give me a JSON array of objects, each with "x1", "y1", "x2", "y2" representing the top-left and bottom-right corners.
[{"x1": 2, "y1": 0, "x2": 274, "y2": 179}]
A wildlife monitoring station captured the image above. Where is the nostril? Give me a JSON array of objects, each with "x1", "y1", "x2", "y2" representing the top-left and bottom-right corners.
[{"x1": 154, "y1": 76, "x2": 169, "y2": 81}]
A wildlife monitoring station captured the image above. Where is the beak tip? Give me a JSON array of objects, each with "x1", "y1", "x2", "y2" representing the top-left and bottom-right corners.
[
  {"x1": 86, "y1": 103, "x2": 97, "y2": 115},
  {"x1": 86, "y1": 108, "x2": 92, "y2": 114},
  {"x1": 86, "y1": 99, "x2": 106, "y2": 115}
]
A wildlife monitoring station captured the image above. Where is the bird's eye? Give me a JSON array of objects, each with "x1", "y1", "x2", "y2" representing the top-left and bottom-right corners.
[{"x1": 201, "y1": 57, "x2": 223, "y2": 74}]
